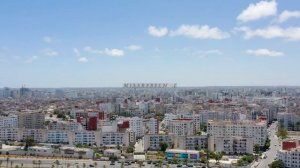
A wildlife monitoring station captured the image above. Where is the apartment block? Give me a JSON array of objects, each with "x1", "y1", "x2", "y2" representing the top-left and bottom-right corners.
[
  {"x1": 168, "y1": 119, "x2": 194, "y2": 136},
  {"x1": 18, "y1": 111, "x2": 45, "y2": 129},
  {"x1": 207, "y1": 120, "x2": 267, "y2": 147}
]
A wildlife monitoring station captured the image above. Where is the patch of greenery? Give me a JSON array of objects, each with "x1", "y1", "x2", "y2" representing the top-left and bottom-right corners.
[
  {"x1": 233, "y1": 154, "x2": 254, "y2": 166},
  {"x1": 269, "y1": 160, "x2": 285, "y2": 168},
  {"x1": 277, "y1": 127, "x2": 288, "y2": 139}
]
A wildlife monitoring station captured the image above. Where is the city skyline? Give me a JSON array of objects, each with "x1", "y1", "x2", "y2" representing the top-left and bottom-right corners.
[{"x1": 1, "y1": 0, "x2": 300, "y2": 87}]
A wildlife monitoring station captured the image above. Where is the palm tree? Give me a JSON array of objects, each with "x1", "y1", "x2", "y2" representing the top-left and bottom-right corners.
[
  {"x1": 6, "y1": 157, "x2": 9, "y2": 168},
  {"x1": 21, "y1": 163, "x2": 23, "y2": 168},
  {"x1": 54, "y1": 160, "x2": 60, "y2": 168},
  {"x1": 82, "y1": 163, "x2": 86, "y2": 168},
  {"x1": 0, "y1": 160, "x2": 2, "y2": 168},
  {"x1": 38, "y1": 160, "x2": 42, "y2": 168},
  {"x1": 32, "y1": 160, "x2": 36, "y2": 168}
]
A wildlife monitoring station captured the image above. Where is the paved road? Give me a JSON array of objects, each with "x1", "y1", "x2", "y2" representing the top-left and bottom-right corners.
[
  {"x1": 0, "y1": 157, "x2": 175, "y2": 168},
  {"x1": 252, "y1": 121, "x2": 280, "y2": 168}
]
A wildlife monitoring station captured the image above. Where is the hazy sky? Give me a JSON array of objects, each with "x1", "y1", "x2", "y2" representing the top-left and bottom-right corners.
[{"x1": 0, "y1": 0, "x2": 300, "y2": 87}]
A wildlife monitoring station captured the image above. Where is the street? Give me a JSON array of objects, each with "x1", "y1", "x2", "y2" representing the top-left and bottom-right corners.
[
  {"x1": 0, "y1": 157, "x2": 173, "y2": 168},
  {"x1": 252, "y1": 121, "x2": 280, "y2": 168}
]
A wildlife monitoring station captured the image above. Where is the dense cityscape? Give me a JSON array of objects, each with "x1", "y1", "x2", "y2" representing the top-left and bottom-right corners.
[
  {"x1": 0, "y1": 85, "x2": 299, "y2": 167},
  {"x1": 1, "y1": 0, "x2": 300, "y2": 167}
]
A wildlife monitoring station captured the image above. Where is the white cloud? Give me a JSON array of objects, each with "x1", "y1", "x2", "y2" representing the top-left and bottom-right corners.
[
  {"x1": 83, "y1": 46, "x2": 103, "y2": 54},
  {"x1": 84, "y1": 46, "x2": 124, "y2": 57},
  {"x1": 148, "y1": 26, "x2": 168, "y2": 37},
  {"x1": 237, "y1": 0, "x2": 277, "y2": 22},
  {"x1": 25, "y1": 56, "x2": 38, "y2": 63},
  {"x1": 73, "y1": 48, "x2": 81, "y2": 57},
  {"x1": 278, "y1": 10, "x2": 300, "y2": 23},
  {"x1": 236, "y1": 26, "x2": 300, "y2": 41},
  {"x1": 246, "y1": 49, "x2": 284, "y2": 57},
  {"x1": 43, "y1": 36, "x2": 53, "y2": 43},
  {"x1": 103, "y1": 48, "x2": 124, "y2": 57},
  {"x1": 197, "y1": 49, "x2": 223, "y2": 55},
  {"x1": 78, "y1": 57, "x2": 88, "y2": 62},
  {"x1": 42, "y1": 48, "x2": 58, "y2": 56},
  {"x1": 126, "y1": 45, "x2": 142, "y2": 51},
  {"x1": 189, "y1": 49, "x2": 223, "y2": 58},
  {"x1": 170, "y1": 25, "x2": 230, "y2": 39}
]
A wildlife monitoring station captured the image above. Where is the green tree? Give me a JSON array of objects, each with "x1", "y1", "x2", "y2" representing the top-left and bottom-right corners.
[
  {"x1": 159, "y1": 142, "x2": 168, "y2": 152},
  {"x1": 32, "y1": 160, "x2": 36, "y2": 168},
  {"x1": 54, "y1": 160, "x2": 60, "y2": 168},
  {"x1": 200, "y1": 157, "x2": 208, "y2": 164},
  {"x1": 38, "y1": 160, "x2": 41, "y2": 168},
  {"x1": 126, "y1": 145, "x2": 134, "y2": 153},
  {"x1": 254, "y1": 144, "x2": 260, "y2": 154},
  {"x1": 200, "y1": 124, "x2": 207, "y2": 132},
  {"x1": 24, "y1": 136, "x2": 35, "y2": 151},
  {"x1": 269, "y1": 160, "x2": 285, "y2": 168},
  {"x1": 6, "y1": 158, "x2": 9, "y2": 168},
  {"x1": 277, "y1": 127, "x2": 288, "y2": 139},
  {"x1": 214, "y1": 152, "x2": 223, "y2": 163},
  {"x1": 195, "y1": 145, "x2": 200, "y2": 150}
]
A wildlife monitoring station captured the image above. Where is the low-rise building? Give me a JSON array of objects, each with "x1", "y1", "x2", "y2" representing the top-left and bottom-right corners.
[{"x1": 165, "y1": 149, "x2": 200, "y2": 160}]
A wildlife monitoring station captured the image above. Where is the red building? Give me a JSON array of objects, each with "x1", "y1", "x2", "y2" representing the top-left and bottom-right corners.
[
  {"x1": 98, "y1": 112, "x2": 105, "y2": 120},
  {"x1": 87, "y1": 116, "x2": 97, "y2": 130},
  {"x1": 282, "y1": 140, "x2": 298, "y2": 150}
]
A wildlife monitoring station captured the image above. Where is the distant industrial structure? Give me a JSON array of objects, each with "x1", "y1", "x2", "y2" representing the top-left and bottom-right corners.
[{"x1": 123, "y1": 83, "x2": 177, "y2": 88}]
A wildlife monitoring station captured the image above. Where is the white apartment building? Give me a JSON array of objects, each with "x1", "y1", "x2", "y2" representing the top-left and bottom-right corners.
[
  {"x1": 174, "y1": 135, "x2": 207, "y2": 150},
  {"x1": 163, "y1": 113, "x2": 178, "y2": 127},
  {"x1": 129, "y1": 117, "x2": 144, "y2": 138},
  {"x1": 47, "y1": 130, "x2": 70, "y2": 144},
  {"x1": 138, "y1": 101, "x2": 149, "y2": 115},
  {"x1": 278, "y1": 112, "x2": 300, "y2": 131},
  {"x1": 99, "y1": 102, "x2": 113, "y2": 113},
  {"x1": 73, "y1": 131, "x2": 100, "y2": 146},
  {"x1": 145, "y1": 117, "x2": 159, "y2": 134},
  {"x1": 144, "y1": 134, "x2": 174, "y2": 151},
  {"x1": 100, "y1": 132, "x2": 129, "y2": 146},
  {"x1": 48, "y1": 121, "x2": 83, "y2": 131},
  {"x1": 207, "y1": 120, "x2": 267, "y2": 147},
  {"x1": 22, "y1": 129, "x2": 47, "y2": 143},
  {"x1": 213, "y1": 136, "x2": 254, "y2": 155},
  {"x1": 168, "y1": 119, "x2": 194, "y2": 136},
  {"x1": 17, "y1": 111, "x2": 45, "y2": 129},
  {"x1": 278, "y1": 146, "x2": 300, "y2": 168},
  {"x1": 0, "y1": 114, "x2": 18, "y2": 128},
  {"x1": 0, "y1": 128, "x2": 20, "y2": 141}
]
